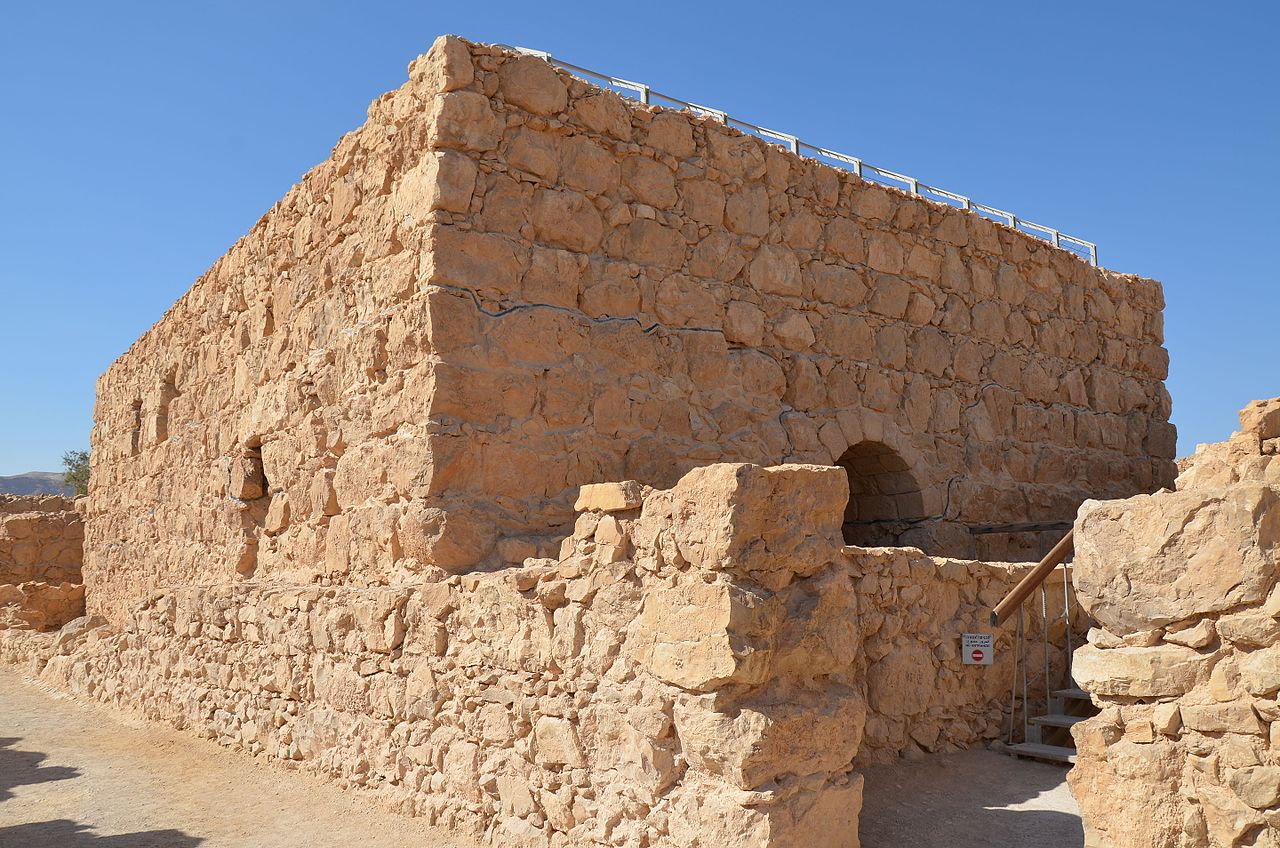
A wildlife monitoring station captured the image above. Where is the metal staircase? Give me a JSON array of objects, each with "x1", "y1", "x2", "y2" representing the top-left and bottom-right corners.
[{"x1": 990, "y1": 530, "x2": 1097, "y2": 765}]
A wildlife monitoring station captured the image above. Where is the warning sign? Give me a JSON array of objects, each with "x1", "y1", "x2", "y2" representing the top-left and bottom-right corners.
[{"x1": 962, "y1": 633, "x2": 994, "y2": 666}]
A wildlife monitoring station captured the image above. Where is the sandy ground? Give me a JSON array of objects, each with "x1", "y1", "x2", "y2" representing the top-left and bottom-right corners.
[
  {"x1": 1, "y1": 663, "x2": 1083, "y2": 847},
  {"x1": 859, "y1": 748, "x2": 1084, "y2": 848},
  {"x1": 0, "y1": 666, "x2": 480, "y2": 848}
]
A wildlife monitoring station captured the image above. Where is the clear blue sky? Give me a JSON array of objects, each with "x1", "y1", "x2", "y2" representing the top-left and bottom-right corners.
[{"x1": 0, "y1": 1, "x2": 1275, "y2": 475}]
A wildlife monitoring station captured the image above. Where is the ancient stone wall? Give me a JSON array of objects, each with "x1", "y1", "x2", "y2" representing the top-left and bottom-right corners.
[
  {"x1": 0, "y1": 495, "x2": 82, "y2": 584},
  {"x1": 854, "y1": 547, "x2": 1083, "y2": 765},
  {"x1": 87, "y1": 35, "x2": 1173, "y2": 623},
  {"x1": 0, "y1": 495, "x2": 84, "y2": 631},
  {"x1": 6, "y1": 461, "x2": 1080, "y2": 847},
  {"x1": 1069, "y1": 398, "x2": 1280, "y2": 848}
]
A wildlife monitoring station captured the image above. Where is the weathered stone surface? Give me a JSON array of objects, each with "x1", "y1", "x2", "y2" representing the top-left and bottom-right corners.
[
  {"x1": 84, "y1": 36, "x2": 1173, "y2": 630},
  {"x1": 1241, "y1": 647, "x2": 1280, "y2": 696},
  {"x1": 1074, "y1": 485, "x2": 1280, "y2": 632},
  {"x1": 498, "y1": 55, "x2": 568, "y2": 115},
  {"x1": 2, "y1": 457, "x2": 1094, "y2": 848},
  {"x1": 1073, "y1": 643, "x2": 1211, "y2": 698},
  {"x1": 34, "y1": 32, "x2": 1185, "y2": 848},
  {"x1": 0, "y1": 496, "x2": 85, "y2": 632},
  {"x1": 1072, "y1": 403, "x2": 1280, "y2": 848},
  {"x1": 1227, "y1": 765, "x2": 1280, "y2": 809},
  {"x1": 573, "y1": 481, "x2": 645, "y2": 513},
  {"x1": 1241, "y1": 398, "x2": 1280, "y2": 441}
]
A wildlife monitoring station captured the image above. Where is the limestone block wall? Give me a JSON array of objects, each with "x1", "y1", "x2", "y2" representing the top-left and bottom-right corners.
[
  {"x1": 0, "y1": 495, "x2": 85, "y2": 631},
  {"x1": 10, "y1": 461, "x2": 1082, "y2": 847},
  {"x1": 87, "y1": 34, "x2": 1173, "y2": 624},
  {"x1": 1069, "y1": 398, "x2": 1280, "y2": 848}
]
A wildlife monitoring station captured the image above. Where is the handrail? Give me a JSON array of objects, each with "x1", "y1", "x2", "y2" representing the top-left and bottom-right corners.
[
  {"x1": 495, "y1": 43, "x2": 1101, "y2": 267},
  {"x1": 990, "y1": 530, "x2": 1074, "y2": 626}
]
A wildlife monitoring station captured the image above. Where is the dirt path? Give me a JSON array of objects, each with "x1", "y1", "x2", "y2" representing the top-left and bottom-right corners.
[
  {"x1": 859, "y1": 748, "x2": 1084, "y2": 848},
  {"x1": 0, "y1": 667, "x2": 480, "y2": 848}
]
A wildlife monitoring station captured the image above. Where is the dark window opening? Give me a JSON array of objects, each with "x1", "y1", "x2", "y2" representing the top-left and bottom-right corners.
[{"x1": 837, "y1": 441, "x2": 926, "y2": 547}]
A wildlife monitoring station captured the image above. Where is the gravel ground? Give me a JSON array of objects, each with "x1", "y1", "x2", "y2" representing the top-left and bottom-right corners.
[
  {"x1": 859, "y1": 748, "x2": 1084, "y2": 848},
  {"x1": 0, "y1": 666, "x2": 480, "y2": 848}
]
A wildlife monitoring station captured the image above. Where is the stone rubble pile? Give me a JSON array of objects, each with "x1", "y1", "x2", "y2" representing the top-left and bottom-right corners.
[{"x1": 1070, "y1": 397, "x2": 1280, "y2": 848}]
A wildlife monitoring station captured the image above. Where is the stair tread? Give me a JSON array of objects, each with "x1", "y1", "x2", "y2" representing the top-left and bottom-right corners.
[
  {"x1": 1029, "y1": 713, "x2": 1089, "y2": 727},
  {"x1": 1053, "y1": 687, "x2": 1091, "y2": 700},
  {"x1": 1005, "y1": 742, "x2": 1077, "y2": 764}
]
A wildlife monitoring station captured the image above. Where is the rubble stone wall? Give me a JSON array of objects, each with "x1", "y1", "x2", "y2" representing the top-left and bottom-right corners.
[
  {"x1": 854, "y1": 547, "x2": 1083, "y2": 766},
  {"x1": 0, "y1": 495, "x2": 83, "y2": 584},
  {"x1": 8, "y1": 462, "x2": 1079, "y2": 847},
  {"x1": 0, "y1": 495, "x2": 85, "y2": 631},
  {"x1": 87, "y1": 35, "x2": 1172, "y2": 624},
  {"x1": 1069, "y1": 398, "x2": 1280, "y2": 848}
]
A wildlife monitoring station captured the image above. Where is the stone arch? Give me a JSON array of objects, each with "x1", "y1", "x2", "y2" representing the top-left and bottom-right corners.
[{"x1": 837, "y1": 440, "x2": 926, "y2": 547}]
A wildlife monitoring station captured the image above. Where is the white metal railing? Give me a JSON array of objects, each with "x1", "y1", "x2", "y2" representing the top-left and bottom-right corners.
[{"x1": 497, "y1": 44, "x2": 1100, "y2": 267}]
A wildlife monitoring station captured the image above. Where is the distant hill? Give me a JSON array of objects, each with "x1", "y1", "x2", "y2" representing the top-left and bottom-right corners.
[{"x1": 0, "y1": 472, "x2": 72, "y2": 496}]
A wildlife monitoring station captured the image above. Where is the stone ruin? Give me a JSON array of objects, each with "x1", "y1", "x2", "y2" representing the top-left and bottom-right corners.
[
  {"x1": 1069, "y1": 400, "x2": 1280, "y2": 848},
  {"x1": 84, "y1": 34, "x2": 1172, "y2": 630},
  {"x1": 0, "y1": 32, "x2": 1233, "y2": 848},
  {"x1": 0, "y1": 495, "x2": 84, "y2": 632},
  {"x1": 11, "y1": 462, "x2": 1084, "y2": 846}
]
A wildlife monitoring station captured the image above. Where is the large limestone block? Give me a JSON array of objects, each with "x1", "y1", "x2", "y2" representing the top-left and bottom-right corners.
[
  {"x1": 1227, "y1": 765, "x2": 1280, "y2": 810},
  {"x1": 637, "y1": 463, "x2": 847, "y2": 591},
  {"x1": 664, "y1": 772, "x2": 862, "y2": 848},
  {"x1": 1240, "y1": 397, "x2": 1280, "y2": 441},
  {"x1": 497, "y1": 54, "x2": 568, "y2": 115},
  {"x1": 866, "y1": 643, "x2": 937, "y2": 717},
  {"x1": 574, "y1": 481, "x2": 645, "y2": 513},
  {"x1": 1073, "y1": 643, "x2": 1212, "y2": 698},
  {"x1": 674, "y1": 685, "x2": 866, "y2": 790},
  {"x1": 1074, "y1": 485, "x2": 1280, "y2": 632},
  {"x1": 1240, "y1": 646, "x2": 1280, "y2": 696},
  {"x1": 626, "y1": 577, "x2": 776, "y2": 691}
]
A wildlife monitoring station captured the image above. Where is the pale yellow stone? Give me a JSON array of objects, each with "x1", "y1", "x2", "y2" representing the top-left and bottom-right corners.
[{"x1": 574, "y1": 482, "x2": 644, "y2": 513}]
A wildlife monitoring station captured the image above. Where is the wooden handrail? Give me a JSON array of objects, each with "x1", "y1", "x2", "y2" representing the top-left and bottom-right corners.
[{"x1": 990, "y1": 529, "x2": 1074, "y2": 626}]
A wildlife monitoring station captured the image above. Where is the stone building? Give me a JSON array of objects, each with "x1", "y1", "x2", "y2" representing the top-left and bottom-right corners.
[
  {"x1": 86, "y1": 36, "x2": 1173, "y2": 626},
  {"x1": 0, "y1": 33, "x2": 1188, "y2": 847}
]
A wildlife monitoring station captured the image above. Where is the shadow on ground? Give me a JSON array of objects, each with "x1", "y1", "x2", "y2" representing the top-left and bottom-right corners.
[
  {"x1": 0, "y1": 737, "x2": 79, "y2": 802},
  {"x1": 0, "y1": 820, "x2": 203, "y2": 847},
  {"x1": 859, "y1": 749, "x2": 1083, "y2": 848}
]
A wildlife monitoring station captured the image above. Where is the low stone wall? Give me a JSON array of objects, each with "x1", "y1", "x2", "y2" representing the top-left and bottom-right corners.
[
  {"x1": 1069, "y1": 398, "x2": 1280, "y2": 848},
  {"x1": 853, "y1": 547, "x2": 1082, "y2": 765},
  {"x1": 0, "y1": 495, "x2": 85, "y2": 631},
  {"x1": 0, "y1": 581, "x2": 85, "y2": 631},
  {"x1": 0, "y1": 495, "x2": 83, "y2": 584},
  {"x1": 3, "y1": 462, "x2": 1073, "y2": 846}
]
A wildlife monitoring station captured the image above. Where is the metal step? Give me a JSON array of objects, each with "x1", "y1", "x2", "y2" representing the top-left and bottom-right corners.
[
  {"x1": 1053, "y1": 687, "x2": 1091, "y2": 701},
  {"x1": 1029, "y1": 713, "x2": 1089, "y2": 729},
  {"x1": 1004, "y1": 742, "x2": 1077, "y2": 765}
]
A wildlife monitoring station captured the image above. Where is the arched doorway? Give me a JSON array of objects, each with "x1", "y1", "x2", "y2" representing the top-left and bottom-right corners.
[{"x1": 836, "y1": 441, "x2": 926, "y2": 546}]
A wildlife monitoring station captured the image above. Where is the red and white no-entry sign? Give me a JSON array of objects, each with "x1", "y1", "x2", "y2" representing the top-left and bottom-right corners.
[{"x1": 962, "y1": 633, "x2": 994, "y2": 666}]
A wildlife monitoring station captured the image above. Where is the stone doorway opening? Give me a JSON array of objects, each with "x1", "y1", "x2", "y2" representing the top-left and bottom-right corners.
[{"x1": 837, "y1": 441, "x2": 926, "y2": 546}]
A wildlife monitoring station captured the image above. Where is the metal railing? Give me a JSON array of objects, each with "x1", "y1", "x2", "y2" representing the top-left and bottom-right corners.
[{"x1": 498, "y1": 44, "x2": 1101, "y2": 267}]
